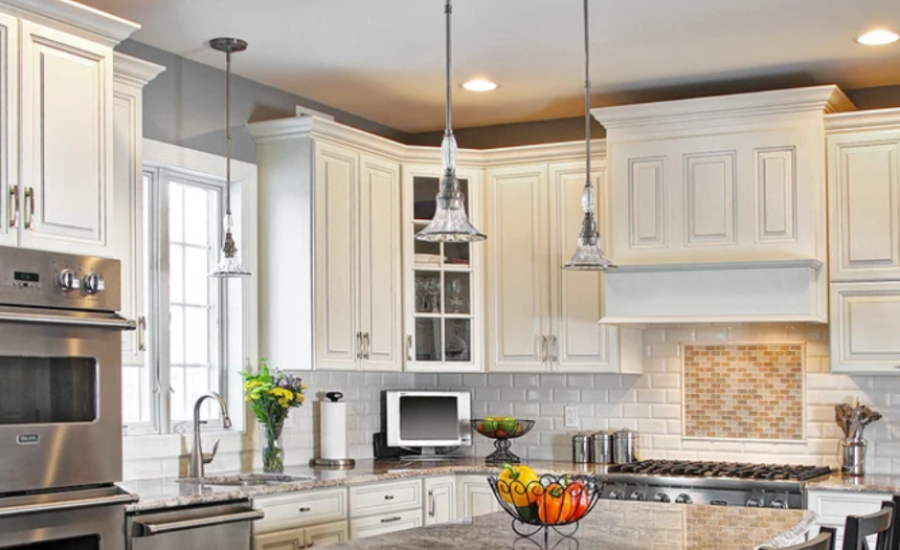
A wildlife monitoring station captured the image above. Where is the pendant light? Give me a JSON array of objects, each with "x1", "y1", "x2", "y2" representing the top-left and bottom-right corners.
[
  {"x1": 210, "y1": 37, "x2": 251, "y2": 278},
  {"x1": 563, "y1": 0, "x2": 616, "y2": 270},
  {"x1": 415, "y1": 0, "x2": 486, "y2": 243}
]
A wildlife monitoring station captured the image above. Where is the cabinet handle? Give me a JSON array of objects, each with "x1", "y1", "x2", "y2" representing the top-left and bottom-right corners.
[
  {"x1": 364, "y1": 332, "x2": 371, "y2": 360},
  {"x1": 356, "y1": 332, "x2": 363, "y2": 359},
  {"x1": 137, "y1": 316, "x2": 147, "y2": 352},
  {"x1": 540, "y1": 336, "x2": 548, "y2": 363},
  {"x1": 380, "y1": 516, "x2": 402, "y2": 524},
  {"x1": 406, "y1": 335, "x2": 413, "y2": 362},
  {"x1": 383, "y1": 495, "x2": 395, "y2": 501},
  {"x1": 23, "y1": 187, "x2": 33, "y2": 230},
  {"x1": 8, "y1": 185, "x2": 18, "y2": 229},
  {"x1": 298, "y1": 507, "x2": 311, "y2": 513},
  {"x1": 551, "y1": 335, "x2": 559, "y2": 364},
  {"x1": 428, "y1": 490, "x2": 435, "y2": 518}
]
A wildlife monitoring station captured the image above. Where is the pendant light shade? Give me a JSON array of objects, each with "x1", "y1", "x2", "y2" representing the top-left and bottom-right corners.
[
  {"x1": 210, "y1": 37, "x2": 251, "y2": 278},
  {"x1": 563, "y1": 0, "x2": 616, "y2": 271},
  {"x1": 416, "y1": 0, "x2": 486, "y2": 243}
]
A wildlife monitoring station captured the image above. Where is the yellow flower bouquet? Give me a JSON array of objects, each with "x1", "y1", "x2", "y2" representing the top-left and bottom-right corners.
[{"x1": 241, "y1": 359, "x2": 306, "y2": 472}]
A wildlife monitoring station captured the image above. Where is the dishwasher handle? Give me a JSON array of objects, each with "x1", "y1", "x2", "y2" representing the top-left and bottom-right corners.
[{"x1": 133, "y1": 509, "x2": 265, "y2": 537}]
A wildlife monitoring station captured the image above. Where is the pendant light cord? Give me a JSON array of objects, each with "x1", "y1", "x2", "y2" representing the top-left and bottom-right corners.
[
  {"x1": 445, "y1": 0, "x2": 453, "y2": 135},
  {"x1": 584, "y1": 0, "x2": 591, "y2": 180},
  {"x1": 225, "y1": 50, "x2": 233, "y2": 218}
]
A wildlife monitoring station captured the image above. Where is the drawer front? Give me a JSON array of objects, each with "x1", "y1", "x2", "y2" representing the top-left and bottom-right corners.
[
  {"x1": 349, "y1": 508, "x2": 423, "y2": 540},
  {"x1": 349, "y1": 479, "x2": 423, "y2": 518},
  {"x1": 807, "y1": 491, "x2": 891, "y2": 525},
  {"x1": 254, "y1": 488, "x2": 348, "y2": 533}
]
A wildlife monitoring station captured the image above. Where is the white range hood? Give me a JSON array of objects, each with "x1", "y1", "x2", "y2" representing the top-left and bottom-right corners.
[{"x1": 592, "y1": 86, "x2": 855, "y2": 324}]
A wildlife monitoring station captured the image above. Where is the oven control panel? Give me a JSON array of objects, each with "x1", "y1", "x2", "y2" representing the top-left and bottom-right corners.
[{"x1": 0, "y1": 246, "x2": 120, "y2": 311}]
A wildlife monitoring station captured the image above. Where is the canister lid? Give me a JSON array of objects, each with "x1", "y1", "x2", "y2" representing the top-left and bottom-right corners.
[
  {"x1": 572, "y1": 432, "x2": 589, "y2": 441},
  {"x1": 614, "y1": 429, "x2": 636, "y2": 440},
  {"x1": 589, "y1": 430, "x2": 613, "y2": 440}
]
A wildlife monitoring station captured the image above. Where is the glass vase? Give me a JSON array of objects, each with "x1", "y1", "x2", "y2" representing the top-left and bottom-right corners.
[{"x1": 261, "y1": 421, "x2": 285, "y2": 473}]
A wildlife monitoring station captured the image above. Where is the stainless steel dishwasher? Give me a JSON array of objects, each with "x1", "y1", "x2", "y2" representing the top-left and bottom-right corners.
[{"x1": 127, "y1": 501, "x2": 264, "y2": 550}]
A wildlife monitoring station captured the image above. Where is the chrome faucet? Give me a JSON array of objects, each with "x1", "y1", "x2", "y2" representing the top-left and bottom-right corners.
[{"x1": 189, "y1": 392, "x2": 233, "y2": 479}]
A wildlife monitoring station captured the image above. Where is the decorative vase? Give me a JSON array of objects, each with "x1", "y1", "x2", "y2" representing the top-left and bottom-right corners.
[{"x1": 261, "y1": 421, "x2": 285, "y2": 473}]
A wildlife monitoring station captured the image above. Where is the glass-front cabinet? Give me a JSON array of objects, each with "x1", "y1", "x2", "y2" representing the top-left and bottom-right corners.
[{"x1": 403, "y1": 164, "x2": 484, "y2": 372}]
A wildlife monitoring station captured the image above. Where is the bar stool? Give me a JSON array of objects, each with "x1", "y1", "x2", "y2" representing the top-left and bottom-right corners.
[
  {"x1": 843, "y1": 501, "x2": 894, "y2": 550},
  {"x1": 761, "y1": 527, "x2": 836, "y2": 550},
  {"x1": 890, "y1": 495, "x2": 900, "y2": 550}
]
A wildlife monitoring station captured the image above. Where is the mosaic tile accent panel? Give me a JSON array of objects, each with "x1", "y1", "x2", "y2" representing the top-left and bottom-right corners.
[{"x1": 683, "y1": 344, "x2": 804, "y2": 441}]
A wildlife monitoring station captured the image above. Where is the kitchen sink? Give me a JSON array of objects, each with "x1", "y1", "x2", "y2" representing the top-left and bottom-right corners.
[{"x1": 179, "y1": 473, "x2": 317, "y2": 487}]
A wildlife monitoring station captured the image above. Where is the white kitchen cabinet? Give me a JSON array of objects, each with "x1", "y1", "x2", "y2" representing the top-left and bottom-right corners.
[
  {"x1": 424, "y1": 476, "x2": 457, "y2": 526},
  {"x1": 253, "y1": 521, "x2": 348, "y2": 550},
  {"x1": 486, "y1": 161, "x2": 642, "y2": 373},
  {"x1": 0, "y1": 12, "x2": 16, "y2": 249},
  {"x1": 254, "y1": 488, "x2": 349, "y2": 534},
  {"x1": 251, "y1": 118, "x2": 404, "y2": 373},
  {"x1": 349, "y1": 479, "x2": 423, "y2": 518},
  {"x1": 348, "y1": 508, "x2": 423, "y2": 540},
  {"x1": 828, "y1": 128, "x2": 900, "y2": 282},
  {"x1": 807, "y1": 490, "x2": 888, "y2": 550},
  {"x1": 830, "y1": 282, "x2": 900, "y2": 373},
  {"x1": 19, "y1": 20, "x2": 113, "y2": 254},
  {"x1": 112, "y1": 53, "x2": 164, "y2": 366},
  {"x1": 402, "y1": 163, "x2": 485, "y2": 372},
  {"x1": 457, "y1": 475, "x2": 502, "y2": 519}
]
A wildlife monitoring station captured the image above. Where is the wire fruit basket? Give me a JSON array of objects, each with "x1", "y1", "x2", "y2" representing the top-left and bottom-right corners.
[
  {"x1": 472, "y1": 419, "x2": 535, "y2": 464},
  {"x1": 487, "y1": 472, "x2": 604, "y2": 541}
]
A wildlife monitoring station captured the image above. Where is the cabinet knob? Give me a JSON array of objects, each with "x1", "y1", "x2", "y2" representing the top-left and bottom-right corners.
[
  {"x1": 384, "y1": 495, "x2": 395, "y2": 500},
  {"x1": 299, "y1": 507, "x2": 311, "y2": 513}
]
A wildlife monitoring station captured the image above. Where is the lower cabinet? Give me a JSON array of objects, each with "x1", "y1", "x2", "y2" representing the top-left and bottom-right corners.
[
  {"x1": 831, "y1": 282, "x2": 900, "y2": 373},
  {"x1": 349, "y1": 508, "x2": 423, "y2": 539},
  {"x1": 424, "y1": 476, "x2": 457, "y2": 526},
  {"x1": 807, "y1": 490, "x2": 889, "y2": 549},
  {"x1": 253, "y1": 521, "x2": 348, "y2": 550},
  {"x1": 457, "y1": 475, "x2": 502, "y2": 519}
]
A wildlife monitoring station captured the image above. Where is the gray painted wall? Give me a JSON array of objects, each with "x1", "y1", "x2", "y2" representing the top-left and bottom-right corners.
[{"x1": 117, "y1": 40, "x2": 410, "y2": 164}]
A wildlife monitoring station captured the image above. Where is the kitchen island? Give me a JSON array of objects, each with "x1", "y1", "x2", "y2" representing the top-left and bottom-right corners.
[{"x1": 326, "y1": 500, "x2": 816, "y2": 550}]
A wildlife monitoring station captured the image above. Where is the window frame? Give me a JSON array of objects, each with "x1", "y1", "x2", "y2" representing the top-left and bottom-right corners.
[{"x1": 124, "y1": 139, "x2": 258, "y2": 439}]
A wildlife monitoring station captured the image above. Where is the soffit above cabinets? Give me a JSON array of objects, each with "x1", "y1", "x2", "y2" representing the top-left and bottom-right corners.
[{"x1": 593, "y1": 85, "x2": 856, "y2": 325}]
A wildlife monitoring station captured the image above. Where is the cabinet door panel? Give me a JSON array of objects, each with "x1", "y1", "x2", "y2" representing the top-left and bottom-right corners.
[
  {"x1": 315, "y1": 141, "x2": 359, "y2": 370},
  {"x1": 305, "y1": 521, "x2": 349, "y2": 547},
  {"x1": 254, "y1": 528, "x2": 305, "y2": 550},
  {"x1": 457, "y1": 476, "x2": 501, "y2": 519},
  {"x1": 0, "y1": 13, "x2": 16, "y2": 247},
  {"x1": 349, "y1": 509, "x2": 422, "y2": 540},
  {"x1": 829, "y1": 133, "x2": 900, "y2": 281},
  {"x1": 755, "y1": 147, "x2": 797, "y2": 242},
  {"x1": 831, "y1": 282, "x2": 900, "y2": 373},
  {"x1": 628, "y1": 156, "x2": 667, "y2": 249},
  {"x1": 424, "y1": 476, "x2": 456, "y2": 526},
  {"x1": 547, "y1": 162, "x2": 614, "y2": 372},
  {"x1": 21, "y1": 21, "x2": 112, "y2": 253},
  {"x1": 685, "y1": 152, "x2": 736, "y2": 245},
  {"x1": 359, "y1": 154, "x2": 402, "y2": 372},
  {"x1": 486, "y1": 165, "x2": 549, "y2": 372}
]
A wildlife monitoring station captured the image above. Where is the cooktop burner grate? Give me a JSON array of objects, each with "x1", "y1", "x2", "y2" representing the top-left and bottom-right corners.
[{"x1": 608, "y1": 460, "x2": 832, "y2": 481}]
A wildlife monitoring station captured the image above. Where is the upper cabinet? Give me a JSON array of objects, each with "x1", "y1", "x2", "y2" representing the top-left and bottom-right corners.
[
  {"x1": 825, "y1": 110, "x2": 900, "y2": 374},
  {"x1": 0, "y1": 1, "x2": 138, "y2": 256},
  {"x1": 592, "y1": 86, "x2": 855, "y2": 324},
  {"x1": 250, "y1": 119, "x2": 404, "y2": 373},
  {"x1": 485, "y1": 159, "x2": 641, "y2": 374},
  {"x1": 402, "y1": 164, "x2": 485, "y2": 373}
]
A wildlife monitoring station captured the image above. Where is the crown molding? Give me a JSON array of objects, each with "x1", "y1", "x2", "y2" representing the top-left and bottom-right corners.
[
  {"x1": 0, "y1": 0, "x2": 139, "y2": 45},
  {"x1": 113, "y1": 53, "x2": 165, "y2": 88},
  {"x1": 825, "y1": 108, "x2": 900, "y2": 133},
  {"x1": 592, "y1": 85, "x2": 856, "y2": 132}
]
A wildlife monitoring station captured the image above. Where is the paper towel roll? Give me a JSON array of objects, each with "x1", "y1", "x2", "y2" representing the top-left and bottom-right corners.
[{"x1": 320, "y1": 401, "x2": 348, "y2": 460}]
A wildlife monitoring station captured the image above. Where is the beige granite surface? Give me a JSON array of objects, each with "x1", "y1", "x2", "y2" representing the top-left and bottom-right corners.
[
  {"x1": 121, "y1": 458, "x2": 612, "y2": 513},
  {"x1": 326, "y1": 501, "x2": 815, "y2": 550},
  {"x1": 805, "y1": 472, "x2": 900, "y2": 495}
]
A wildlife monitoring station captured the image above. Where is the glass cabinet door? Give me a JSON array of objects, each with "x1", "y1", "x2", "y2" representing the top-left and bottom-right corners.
[{"x1": 404, "y1": 166, "x2": 483, "y2": 372}]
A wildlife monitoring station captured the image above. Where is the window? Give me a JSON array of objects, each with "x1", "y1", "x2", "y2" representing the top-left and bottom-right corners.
[{"x1": 122, "y1": 141, "x2": 257, "y2": 436}]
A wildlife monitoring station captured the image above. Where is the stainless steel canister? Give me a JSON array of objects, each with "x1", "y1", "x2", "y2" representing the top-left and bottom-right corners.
[
  {"x1": 572, "y1": 433, "x2": 591, "y2": 463},
  {"x1": 612, "y1": 429, "x2": 637, "y2": 464},
  {"x1": 589, "y1": 431, "x2": 614, "y2": 464},
  {"x1": 841, "y1": 438, "x2": 867, "y2": 477}
]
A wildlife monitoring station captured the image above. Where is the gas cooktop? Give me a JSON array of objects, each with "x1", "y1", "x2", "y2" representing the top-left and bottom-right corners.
[{"x1": 600, "y1": 460, "x2": 833, "y2": 509}]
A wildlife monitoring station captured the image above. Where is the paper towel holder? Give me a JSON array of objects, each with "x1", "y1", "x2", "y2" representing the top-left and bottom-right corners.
[{"x1": 310, "y1": 391, "x2": 356, "y2": 469}]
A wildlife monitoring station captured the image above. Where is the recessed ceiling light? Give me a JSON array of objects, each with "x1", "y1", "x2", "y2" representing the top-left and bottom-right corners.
[
  {"x1": 461, "y1": 79, "x2": 498, "y2": 92},
  {"x1": 856, "y1": 29, "x2": 900, "y2": 46}
]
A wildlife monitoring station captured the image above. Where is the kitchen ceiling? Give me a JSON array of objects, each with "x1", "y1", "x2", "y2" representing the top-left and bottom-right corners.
[{"x1": 80, "y1": 0, "x2": 900, "y2": 133}]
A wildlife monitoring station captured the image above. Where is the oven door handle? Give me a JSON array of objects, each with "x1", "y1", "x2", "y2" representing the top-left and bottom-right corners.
[
  {"x1": 0, "y1": 493, "x2": 138, "y2": 518},
  {"x1": 132, "y1": 509, "x2": 265, "y2": 537},
  {"x1": 0, "y1": 309, "x2": 136, "y2": 330}
]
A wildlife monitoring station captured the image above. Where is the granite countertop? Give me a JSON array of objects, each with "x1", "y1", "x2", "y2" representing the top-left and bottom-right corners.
[
  {"x1": 121, "y1": 458, "x2": 613, "y2": 513},
  {"x1": 805, "y1": 472, "x2": 900, "y2": 494},
  {"x1": 327, "y1": 501, "x2": 816, "y2": 550}
]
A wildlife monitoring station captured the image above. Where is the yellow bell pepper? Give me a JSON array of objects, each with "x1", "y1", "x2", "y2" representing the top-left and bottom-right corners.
[{"x1": 497, "y1": 464, "x2": 540, "y2": 507}]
